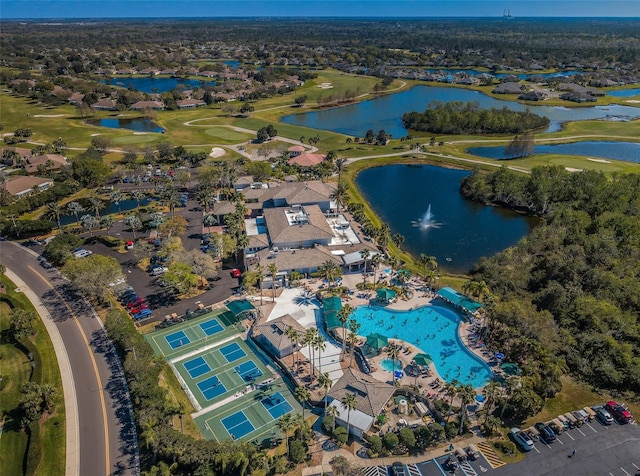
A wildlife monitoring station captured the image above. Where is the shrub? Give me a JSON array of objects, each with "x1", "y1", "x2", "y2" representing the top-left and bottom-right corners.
[
  {"x1": 366, "y1": 434, "x2": 382, "y2": 455},
  {"x1": 494, "y1": 439, "x2": 516, "y2": 456},
  {"x1": 383, "y1": 431, "x2": 398, "y2": 450},
  {"x1": 398, "y1": 427, "x2": 416, "y2": 448},
  {"x1": 444, "y1": 421, "x2": 459, "y2": 439},
  {"x1": 333, "y1": 426, "x2": 348, "y2": 445},
  {"x1": 322, "y1": 415, "x2": 335, "y2": 433},
  {"x1": 288, "y1": 440, "x2": 307, "y2": 464}
]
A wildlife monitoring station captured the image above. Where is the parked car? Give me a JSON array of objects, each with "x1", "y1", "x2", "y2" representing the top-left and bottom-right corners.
[
  {"x1": 127, "y1": 298, "x2": 146, "y2": 309},
  {"x1": 150, "y1": 266, "x2": 168, "y2": 276},
  {"x1": 390, "y1": 461, "x2": 407, "y2": 476},
  {"x1": 465, "y1": 444, "x2": 480, "y2": 460},
  {"x1": 72, "y1": 248, "x2": 92, "y2": 258},
  {"x1": 510, "y1": 428, "x2": 534, "y2": 452},
  {"x1": 230, "y1": 268, "x2": 242, "y2": 278},
  {"x1": 534, "y1": 422, "x2": 556, "y2": 443},
  {"x1": 121, "y1": 294, "x2": 140, "y2": 305},
  {"x1": 133, "y1": 308, "x2": 152, "y2": 319},
  {"x1": 592, "y1": 405, "x2": 614, "y2": 425},
  {"x1": 605, "y1": 401, "x2": 633, "y2": 424},
  {"x1": 130, "y1": 305, "x2": 150, "y2": 314}
]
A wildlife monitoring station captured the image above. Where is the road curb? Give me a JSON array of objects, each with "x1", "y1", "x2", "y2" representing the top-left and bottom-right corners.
[{"x1": 5, "y1": 268, "x2": 80, "y2": 476}]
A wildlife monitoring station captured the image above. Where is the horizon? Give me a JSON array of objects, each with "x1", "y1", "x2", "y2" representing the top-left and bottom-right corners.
[{"x1": 2, "y1": 1, "x2": 639, "y2": 20}]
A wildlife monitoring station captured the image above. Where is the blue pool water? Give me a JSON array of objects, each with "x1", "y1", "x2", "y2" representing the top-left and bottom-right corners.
[
  {"x1": 380, "y1": 358, "x2": 403, "y2": 373},
  {"x1": 353, "y1": 304, "x2": 492, "y2": 387}
]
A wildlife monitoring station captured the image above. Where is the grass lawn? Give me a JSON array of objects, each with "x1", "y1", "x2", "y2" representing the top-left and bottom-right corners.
[
  {"x1": 0, "y1": 275, "x2": 65, "y2": 476},
  {"x1": 158, "y1": 366, "x2": 201, "y2": 439}
]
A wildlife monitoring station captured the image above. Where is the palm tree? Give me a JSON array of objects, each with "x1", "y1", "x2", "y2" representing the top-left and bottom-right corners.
[
  {"x1": 329, "y1": 182, "x2": 349, "y2": 213},
  {"x1": 100, "y1": 216, "x2": 114, "y2": 236},
  {"x1": 391, "y1": 233, "x2": 405, "y2": 248},
  {"x1": 131, "y1": 189, "x2": 146, "y2": 210},
  {"x1": 340, "y1": 392, "x2": 358, "y2": 438},
  {"x1": 482, "y1": 380, "x2": 502, "y2": 423},
  {"x1": 267, "y1": 263, "x2": 278, "y2": 302},
  {"x1": 318, "y1": 372, "x2": 333, "y2": 411},
  {"x1": 370, "y1": 253, "x2": 382, "y2": 285},
  {"x1": 88, "y1": 196, "x2": 104, "y2": 219},
  {"x1": 304, "y1": 328, "x2": 318, "y2": 377},
  {"x1": 295, "y1": 385, "x2": 311, "y2": 422},
  {"x1": 314, "y1": 334, "x2": 326, "y2": 374},
  {"x1": 66, "y1": 201, "x2": 85, "y2": 224},
  {"x1": 386, "y1": 343, "x2": 401, "y2": 382},
  {"x1": 254, "y1": 263, "x2": 265, "y2": 306},
  {"x1": 444, "y1": 379, "x2": 460, "y2": 423},
  {"x1": 457, "y1": 383, "x2": 476, "y2": 435},
  {"x1": 319, "y1": 259, "x2": 340, "y2": 286},
  {"x1": 418, "y1": 254, "x2": 438, "y2": 279},
  {"x1": 337, "y1": 304, "x2": 353, "y2": 361},
  {"x1": 43, "y1": 202, "x2": 62, "y2": 231},
  {"x1": 347, "y1": 318, "x2": 361, "y2": 367},
  {"x1": 276, "y1": 414, "x2": 294, "y2": 457},
  {"x1": 359, "y1": 249, "x2": 371, "y2": 284},
  {"x1": 334, "y1": 157, "x2": 347, "y2": 182},
  {"x1": 110, "y1": 190, "x2": 123, "y2": 214},
  {"x1": 326, "y1": 404, "x2": 340, "y2": 434},
  {"x1": 80, "y1": 214, "x2": 98, "y2": 237},
  {"x1": 124, "y1": 215, "x2": 142, "y2": 239},
  {"x1": 500, "y1": 376, "x2": 522, "y2": 419},
  {"x1": 285, "y1": 326, "x2": 302, "y2": 369}
]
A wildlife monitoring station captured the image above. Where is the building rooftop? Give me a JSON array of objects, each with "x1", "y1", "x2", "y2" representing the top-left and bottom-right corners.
[{"x1": 328, "y1": 367, "x2": 396, "y2": 418}]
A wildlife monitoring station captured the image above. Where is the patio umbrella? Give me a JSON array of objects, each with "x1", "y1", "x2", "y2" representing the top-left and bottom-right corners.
[
  {"x1": 413, "y1": 353, "x2": 434, "y2": 367},
  {"x1": 365, "y1": 332, "x2": 389, "y2": 350},
  {"x1": 376, "y1": 288, "x2": 396, "y2": 301},
  {"x1": 500, "y1": 362, "x2": 522, "y2": 376},
  {"x1": 495, "y1": 352, "x2": 505, "y2": 360}
]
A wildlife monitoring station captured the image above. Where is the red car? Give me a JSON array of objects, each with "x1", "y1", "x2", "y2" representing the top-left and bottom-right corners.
[
  {"x1": 605, "y1": 401, "x2": 633, "y2": 424},
  {"x1": 230, "y1": 268, "x2": 242, "y2": 278},
  {"x1": 130, "y1": 304, "x2": 150, "y2": 314},
  {"x1": 126, "y1": 298, "x2": 146, "y2": 309}
]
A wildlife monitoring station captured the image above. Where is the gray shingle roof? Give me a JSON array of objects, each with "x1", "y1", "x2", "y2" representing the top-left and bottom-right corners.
[
  {"x1": 253, "y1": 314, "x2": 305, "y2": 353},
  {"x1": 328, "y1": 367, "x2": 396, "y2": 417}
]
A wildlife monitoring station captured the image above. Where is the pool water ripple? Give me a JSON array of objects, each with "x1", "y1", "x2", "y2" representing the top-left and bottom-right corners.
[{"x1": 353, "y1": 304, "x2": 492, "y2": 388}]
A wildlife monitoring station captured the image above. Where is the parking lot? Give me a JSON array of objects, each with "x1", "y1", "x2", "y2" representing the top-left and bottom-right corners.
[{"x1": 360, "y1": 419, "x2": 639, "y2": 476}]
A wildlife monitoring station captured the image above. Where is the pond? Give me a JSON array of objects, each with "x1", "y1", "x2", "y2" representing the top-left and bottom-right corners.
[
  {"x1": 101, "y1": 76, "x2": 215, "y2": 93},
  {"x1": 355, "y1": 164, "x2": 537, "y2": 273},
  {"x1": 607, "y1": 88, "x2": 640, "y2": 98},
  {"x1": 425, "y1": 69, "x2": 582, "y2": 80},
  {"x1": 87, "y1": 118, "x2": 165, "y2": 133},
  {"x1": 467, "y1": 141, "x2": 640, "y2": 164},
  {"x1": 281, "y1": 85, "x2": 640, "y2": 136},
  {"x1": 59, "y1": 198, "x2": 152, "y2": 226}
]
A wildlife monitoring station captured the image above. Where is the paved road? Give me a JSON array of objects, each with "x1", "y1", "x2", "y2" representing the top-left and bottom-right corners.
[{"x1": 1, "y1": 241, "x2": 139, "y2": 476}]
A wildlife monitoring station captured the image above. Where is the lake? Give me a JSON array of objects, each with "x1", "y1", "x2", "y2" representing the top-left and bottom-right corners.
[
  {"x1": 607, "y1": 88, "x2": 640, "y2": 98},
  {"x1": 425, "y1": 69, "x2": 581, "y2": 80},
  {"x1": 59, "y1": 198, "x2": 151, "y2": 226},
  {"x1": 101, "y1": 76, "x2": 215, "y2": 93},
  {"x1": 87, "y1": 118, "x2": 165, "y2": 133},
  {"x1": 355, "y1": 164, "x2": 537, "y2": 273},
  {"x1": 467, "y1": 141, "x2": 640, "y2": 163},
  {"x1": 281, "y1": 85, "x2": 640, "y2": 136}
]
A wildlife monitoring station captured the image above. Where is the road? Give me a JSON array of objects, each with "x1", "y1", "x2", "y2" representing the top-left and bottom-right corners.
[{"x1": 1, "y1": 241, "x2": 139, "y2": 476}]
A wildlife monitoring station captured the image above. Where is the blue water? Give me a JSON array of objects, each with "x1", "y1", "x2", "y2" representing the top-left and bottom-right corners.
[
  {"x1": 224, "y1": 60, "x2": 241, "y2": 69},
  {"x1": 425, "y1": 69, "x2": 581, "y2": 80},
  {"x1": 356, "y1": 164, "x2": 537, "y2": 273},
  {"x1": 354, "y1": 305, "x2": 492, "y2": 388},
  {"x1": 380, "y1": 358, "x2": 403, "y2": 373},
  {"x1": 467, "y1": 141, "x2": 640, "y2": 164},
  {"x1": 58, "y1": 198, "x2": 151, "y2": 226},
  {"x1": 607, "y1": 88, "x2": 640, "y2": 98},
  {"x1": 87, "y1": 118, "x2": 164, "y2": 133},
  {"x1": 101, "y1": 76, "x2": 214, "y2": 93},
  {"x1": 281, "y1": 85, "x2": 640, "y2": 137}
]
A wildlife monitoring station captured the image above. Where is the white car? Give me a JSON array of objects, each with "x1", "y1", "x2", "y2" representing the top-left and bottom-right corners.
[{"x1": 73, "y1": 249, "x2": 93, "y2": 258}]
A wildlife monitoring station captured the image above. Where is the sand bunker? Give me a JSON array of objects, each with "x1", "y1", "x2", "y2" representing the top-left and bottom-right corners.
[
  {"x1": 209, "y1": 147, "x2": 226, "y2": 158},
  {"x1": 90, "y1": 133, "x2": 101, "y2": 136},
  {"x1": 317, "y1": 82, "x2": 334, "y2": 89},
  {"x1": 626, "y1": 100, "x2": 640, "y2": 104},
  {"x1": 33, "y1": 114, "x2": 66, "y2": 118},
  {"x1": 566, "y1": 167, "x2": 584, "y2": 172},
  {"x1": 588, "y1": 158, "x2": 611, "y2": 164}
]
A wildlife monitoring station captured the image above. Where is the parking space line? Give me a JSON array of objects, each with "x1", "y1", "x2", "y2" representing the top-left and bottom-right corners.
[
  {"x1": 565, "y1": 432, "x2": 575, "y2": 440},
  {"x1": 532, "y1": 445, "x2": 540, "y2": 454},
  {"x1": 620, "y1": 468, "x2": 630, "y2": 475},
  {"x1": 577, "y1": 428, "x2": 586, "y2": 436},
  {"x1": 586, "y1": 423, "x2": 598, "y2": 433},
  {"x1": 633, "y1": 463, "x2": 639, "y2": 469},
  {"x1": 556, "y1": 437, "x2": 564, "y2": 445}
]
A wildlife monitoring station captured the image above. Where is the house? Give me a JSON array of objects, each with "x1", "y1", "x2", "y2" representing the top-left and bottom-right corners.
[
  {"x1": 262, "y1": 204, "x2": 334, "y2": 249},
  {"x1": 130, "y1": 100, "x2": 164, "y2": 111},
  {"x1": 68, "y1": 92, "x2": 85, "y2": 105},
  {"x1": 1, "y1": 146, "x2": 33, "y2": 164},
  {"x1": 240, "y1": 180, "x2": 336, "y2": 213},
  {"x1": 288, "y1": 153, "x2": 325, "y2": 167},
  {"x1": 560, "y1": 92, "x2": 597, "y2": 103},
  {"x1": 326, "y1": 367, "x2": 396, "y2": 438},
  {"x1": 249, "y1": 244, "x2": 343, "y2": 276},
  {"x1": 492, "y1": 82, "x2": 524, "y2": 94},
  {"x1": 25, "y1": 154, "x2": 68, "y2": 174},
  {"x1": 91, "y1": 99, "x2": 117, "y2": 111},
  {"x1": 3, "y1": 176, "x2": 54, "y2": 199},
  {"x1": 518, "y1": 91, "x2": 548, "y2": 101},
  {"x1": 288, "y1": 145, "x2": 305, "y2": 157},
  {"x1": 176, "y1": 98, "x2": 207, "y2": 109},
  {"x1": 252, "y1": 314, "x2": 306, "y2": 358}
]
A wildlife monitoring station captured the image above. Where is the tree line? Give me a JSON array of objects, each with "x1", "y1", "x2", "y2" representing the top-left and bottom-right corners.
[
  {"x1": 402, "y1": 101, "x2": 549, "y2": 135},
  {"x1": 461, "y1": 166, "x2": 640, "y2": 403}
]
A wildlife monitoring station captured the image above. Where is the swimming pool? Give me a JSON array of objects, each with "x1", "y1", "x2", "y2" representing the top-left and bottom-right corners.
[
  {"x1": 352, "y1": 304, "x2": 492, "y2": 387},
  {"x1": 380, "y1": 357, "x2": 402, "y2": 373}
]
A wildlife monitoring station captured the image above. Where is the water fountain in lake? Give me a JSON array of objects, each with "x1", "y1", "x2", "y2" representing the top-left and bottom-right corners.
[{"x1": 412, "y1": 204, "x2": 440, "y2": 230}]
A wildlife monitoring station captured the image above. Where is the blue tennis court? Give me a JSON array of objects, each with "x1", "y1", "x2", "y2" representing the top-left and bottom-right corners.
[
  {"x1": 219, "y1": 342, "x2": 247, "y2": 363},
  {"x1": 221, "y1": 411, "x2": 255, "y2": 439},
  {"x1": 261, "y1": 392, "x2": 294, "y2": 419},
  {"x1": 199, "y1": 318, "x2": 224, "y2": 336},
  {"x1": 234, "y1": 360, "x2": 263, "y2": 382},
  {"x1": 184, "y1": 356, "x2": 211, "y2": 379},
  {"x1": 197, "y1": 376, "x2": 227, "y2": 401},
  {"x1": 166, "y1": 330, "x2": 190, "y2": 349}
]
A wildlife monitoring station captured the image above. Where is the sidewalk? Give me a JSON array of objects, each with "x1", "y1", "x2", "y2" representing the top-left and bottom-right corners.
[{"x1": 6, "y1": 269, "x2": 79, "y2": 476}]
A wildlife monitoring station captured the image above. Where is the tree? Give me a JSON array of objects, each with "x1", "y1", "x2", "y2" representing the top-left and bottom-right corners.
[
  {"x1": 19, "y1": 382, "x2": 57, "y2": 427},
  {"x1": 318, "y1": 372, "x2": 333, "y2": 411},
  {"x1": 80, "y1": 214, "x2": 99, "y2": 237},
  {"x1": 444, "y1": 379, "x2": 460, "y2": 423},
  {"x1": 110, "y1": 190, "x2": 124, "y2": 213},
  {"x1": 90, "y1": 135, "x2": 112, "y2": 153},
  {"x1": 159, "y1": 216, "x2": 188, "y2": 239},
  {"x1": 285, "y1": 326, "x2": 302, "y2": 369},
  {"x1": 267, "y1": 263, "x2": 279, "y2": 302},
  {"x1": 337, "y1": 304, "x2": 353, "y2": 361},
  {"x1": 88, "y1": 196, "x2": 104, "y2": 219},
  {"x1": 294, "y1": 95, "x2": 307, "y2": 107},
  {"x1": 359, "y1": 249, "x2": 371, "y2": 285},
  {"x1": 295, "y1": 385, "x2": 310, "y2": 422},
  {"x1": 398, "y1": 427, "x2": 416, "y2": 448},
  {"x1": 347, "y1": 318, "x2": 361, "y2": 366},
  {"x1": 131, "y1": 189, "x2": 146, "y2": 209},
  {"x1": 418, "y1": 254, "x2": 438, "y2": 280},
  {"x1": 288, "y1": 440, "x2": 306, "y2": 464},
  {"x1": 314, "y1": 334, "x2": 326, "y2": 374},
  {"x1": 239, "y1": 102, "x2": 254, "y2": 116},
  {"x1": 124, "y1": 215, "x2": 142, "y2": 239},
  {"x1": 386, "y1": 343, "x2": 401, "y2": 382},
  {"x1": 382, "y1": 431, "x2": 398, "y2": 450},
  {"x1": 10, "y1": 308, "x2": 37, "y2": 340},
  {"x1": 66, "y1": 201, "x2": 85, "y2": 224},
  {"x1": 334, "y1": 158, "x2": 347, "y2": 182},
  {"x1": 482, "y1": 380, "x2": 502, "y2": 423},
  {"x1": 457, "y1": 383, "x2": 476, "y2": 435},
  {"x1": 163, "y1": 262, "x2": 197, "y2": 295},
  {"x1": 340, "y1": 392, "x2": 358, "y2": 438},
  {"x1": 304, "y1": 327, "x2": 319, "y2": 377},
  {"x1": 42, "y1": 202, "x2": 63, "y2": 231},
  {"x1": 330, "y1": 182, "x2": 349, "y2": 213},
  {"x1": 325, "y1": 404, "x2": 340, "y2": 434},
  {"x1": 504, "y1": 132, "x2": 535, "y2": 159},
  {"x1": 63, "y1": 254, "x2": 124, "y2": 303},
  {"x1": 276, "y1": 414, "x2": 294, "y2": 458}
]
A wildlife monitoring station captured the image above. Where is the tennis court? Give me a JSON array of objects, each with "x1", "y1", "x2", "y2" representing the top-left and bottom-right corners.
[
  {"x1": 234, "y1": 360, "x2": 263, "y2": 382},
  {"x1": 183, "y1": 356, "x2": 212, "y2": 379},
  {"x1": 219, "y1": 342, "x2": 247, "y2": 363},
  {"x1": 199, "y1": 318, "x2": 224, "y2": 336},
  {"x1": 166, "y1": 330, "x2": 191, "y2": 349},
  {"x1": 221, "y1": 411, "x2": 255, "y2": 439},
  {"x1": 197, "y1": 376, "x2": 228, "y2": 401},
  {"x1": 260, "y1": 392, "x2": 294, "y2": 419}
]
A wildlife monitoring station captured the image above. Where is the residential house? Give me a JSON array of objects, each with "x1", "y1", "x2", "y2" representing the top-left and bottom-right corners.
[
  {"x1": 91, "y1": 99, "x2": 117, "y2": 111},
  {"x1": 130, "y1": 100, "x2": 165, "y2": 111},
  {"x1": 288, "y1": 145, "x2": 305, "y2": 157},
  {"x1": 518, "y1": 90, "x2": 548, "y2": 101},
  {"x1": 3, "y1": 176, "x2": 54, "y2": 199},
  {"x1": 287, "y1": 153, "x2": 325, "y2": 167},
  {"x1": 25, "y1": 154, "x2": 68, "y2": 174},
  {"x1": 252, "y1": 314, "x2": 306, "y2": 359},
  {"x1": 1, "y1": 147, "x2": 33, "y2": 165},
  {"x1": 492, "y1": 82, "x2": 524, "y2": 94},
  {"x1": 68, "y1": 92, "x2": 85, "y2": 105},
  {"x1": 262, "y1": 204, "x2": 334, "y2": 249},
  {"x1": 176, "y1": 98, "x2": 207, "y2": 109}
]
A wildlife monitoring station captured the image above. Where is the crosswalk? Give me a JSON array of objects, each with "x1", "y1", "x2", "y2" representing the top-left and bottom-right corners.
[
  {"x1": 476, "y1": 441, "x2": 507, "y2": 469},
  {"x1": 406, "y1": 463, "x2": 422, "y2": 476},
  {"x1": 460, "y1": 460, "x2": 478, "y2": 475}
]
